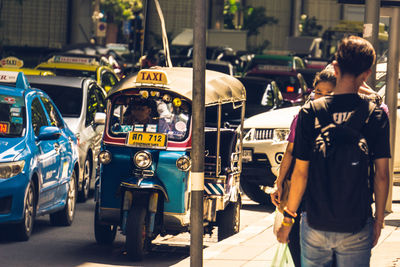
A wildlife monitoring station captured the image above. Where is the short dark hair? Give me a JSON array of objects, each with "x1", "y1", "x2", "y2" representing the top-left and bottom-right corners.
[
  {"x1": 335, "y1": 36, "x2": 376, "y2": 77},
  {"x1": 313, "y1": 68, "x2": 336, "y2": 88}
]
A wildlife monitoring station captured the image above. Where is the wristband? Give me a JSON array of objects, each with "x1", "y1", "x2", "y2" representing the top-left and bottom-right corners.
[
  {"x1": 281, "y1": 218, "x2": 295, "y2": 227},
  {"x1": 283, "y1": 207, "x2": 297, "y2": 219}
]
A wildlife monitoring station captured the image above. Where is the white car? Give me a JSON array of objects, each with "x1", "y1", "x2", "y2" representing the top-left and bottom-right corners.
[
  {"x1": 27, "y1": 76, "x2": 107, "y2": 202},
  {"x1": 241, "y1": 105, "x2": 300, "y2": 204}
]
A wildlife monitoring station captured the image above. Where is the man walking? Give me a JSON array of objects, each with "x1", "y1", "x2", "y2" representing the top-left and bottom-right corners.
[{"x1": 277, "y1": 36, "x2": 390, "y2": 267}]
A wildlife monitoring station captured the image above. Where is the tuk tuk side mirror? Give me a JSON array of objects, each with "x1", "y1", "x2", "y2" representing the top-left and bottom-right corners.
[{"x1": 94, "y1": 112, "x2": 106, "y2": 125}]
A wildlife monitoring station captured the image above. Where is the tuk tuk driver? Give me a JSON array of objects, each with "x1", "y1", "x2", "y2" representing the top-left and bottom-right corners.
[{"x1": 123, "y1": 98, "x2": 170, "y2": 133}]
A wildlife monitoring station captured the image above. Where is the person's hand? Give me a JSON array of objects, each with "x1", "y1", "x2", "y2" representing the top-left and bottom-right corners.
[
  {"x1": 372, "y1": 219, "x2": 384, "y2": 247},
  {"x1": 276, "y1": 218, "x2": 293, "y2": 243},
  {"x1": 270, "y1": 181, "x2": 283, "y2": 207}
]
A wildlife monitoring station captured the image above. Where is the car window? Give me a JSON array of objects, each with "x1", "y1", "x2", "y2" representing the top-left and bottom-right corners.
[
  {"x1": 101, "y1": 71, "x2": 118, "y2": 88},
  {"x1": 0, "y1": 94, "x2": 26, "y2": 137},
  {"x1": 30, "y1": 83, "x2": 83, "y2": 118},
  {"x1": 94, "y1": 85, "x2": 106, "y2": 113},
  {"x1": 31, "y1": 97, "x2": 49, "y2": 136},
  {"x1": 40, "y1": 96, "x2": 64, "y2": 129},
  {"x1": 86, "y1": 85, "x2": 98, "y2": 126}
]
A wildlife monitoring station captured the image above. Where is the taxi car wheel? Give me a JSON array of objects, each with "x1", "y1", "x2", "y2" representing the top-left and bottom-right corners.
[
  {"x1": 126, "y1": 203, "x2": 149, "y2": 261},
  {"x1": 50, "y1": 170, "x2": 77, "y2": 226},
  {"x1": 14, "y1": 180, "x2": 36, "y2": 241},
  {"x1": 240, "y1": 178, "x2": 272, "y2": 205},
  {"x1": 94, "y1": 202, "x2": 117, "y2": 245},
  {"x1": 216, "y1": 197, "x2": 241, "y2": 242},
  {"x1": 78, "y1": 158, "x2": 91, "y2": 203}
]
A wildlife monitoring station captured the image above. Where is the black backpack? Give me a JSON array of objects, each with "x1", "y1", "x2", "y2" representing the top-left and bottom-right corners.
[{"x1": 306, "y1": 97, "x2": 376, "y2": 233}]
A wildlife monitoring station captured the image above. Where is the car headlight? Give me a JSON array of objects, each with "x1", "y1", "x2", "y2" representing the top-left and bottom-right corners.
[
  {"x1": 134, "y1": 151, "x2": 152, "y2": 169},
  {"x1": 273, "y1": 129, "x2": 290, "y2": 142},
  {"x1": 98, "y1": 150, "x2": 112, "y2": 164},
  {"x1": 0, "y1": 160, "x2": 25, "y2": 179},
  {"x1": 176, "y1": 155, "x2": 191, "y2": 171}
]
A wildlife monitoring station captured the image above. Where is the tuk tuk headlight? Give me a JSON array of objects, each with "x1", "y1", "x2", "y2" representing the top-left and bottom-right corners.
[
  {"x1": 0, "y1": 160, "x2": 25, "y2": 179},
  {"x1": 99, "y1": 150, "x2": 112, "y2": 164},
  {"x1": 134, "y1": 151, "x2": 152, "y2": 169},
  {"x1": 176, "y1": 155, "x2": 191, "y2": 171}
]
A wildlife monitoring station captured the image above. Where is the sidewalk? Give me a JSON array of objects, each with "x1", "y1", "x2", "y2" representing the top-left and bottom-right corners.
[{"x1": 173, "y1": 185, "x2": 400, "y2": 267}]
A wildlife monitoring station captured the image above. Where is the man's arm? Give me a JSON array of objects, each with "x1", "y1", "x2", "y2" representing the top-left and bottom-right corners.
[
  {"x1": 271, "y1": 142, "x2": 294, "y2": 207},
  {"x1": 372, "y1": 157, "x2": 389, "y2": 247},
  {"x1": 276, "y1": 158, "x2": 309, "y2": 243}
]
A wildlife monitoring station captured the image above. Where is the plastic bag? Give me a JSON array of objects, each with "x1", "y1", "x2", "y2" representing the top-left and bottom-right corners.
[
  {"x1": 271, "y1": 243, "x2": 295, "y2": 267},
  {"x1": 273, "y1": 208, "x2": 284, "y2": 236}
]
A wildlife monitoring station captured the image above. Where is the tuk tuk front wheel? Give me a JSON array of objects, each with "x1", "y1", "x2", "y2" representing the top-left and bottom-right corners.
[
  {"x1": 94, "y1": 202, "x2": 117, "y2": 245},
  {"x1": 126, "y1": 203, "x2": 149, "y2": 261},
  {"x1": 216, "y1": 198, "x2": 241, "y2": 241}
]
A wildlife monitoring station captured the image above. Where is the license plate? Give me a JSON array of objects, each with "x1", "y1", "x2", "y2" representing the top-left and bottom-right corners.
[
  {"x1": 242, "y1": 149, "x2": 253, "y2": 163},
  {"x1": 126, "y1": 132, "x2": 167, "y2": 148}
]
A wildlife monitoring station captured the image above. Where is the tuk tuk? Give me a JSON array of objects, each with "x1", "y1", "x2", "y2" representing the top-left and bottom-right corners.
[{"x1": 94, "y1": 67, "x2": 246, "y2": 260}]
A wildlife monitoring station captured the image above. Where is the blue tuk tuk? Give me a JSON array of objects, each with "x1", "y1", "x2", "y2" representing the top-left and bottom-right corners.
[{"x1": 94, "y1": 67, "x2": 246, "y2": 260}]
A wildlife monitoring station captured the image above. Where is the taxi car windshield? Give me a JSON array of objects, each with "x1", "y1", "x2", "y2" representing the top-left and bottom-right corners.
[
  {"x1": 36, "y1": 68, "x2": 96, "y2": 80},
  {"x1": 29, "y1": 84, "x2": 83, "y2": 117},
  {"x1": 0, "y1": 94, "x2": 26, "y2": 137},
  {"x1": 109, "y1": 95, "x2": 191, "y2": 142}
]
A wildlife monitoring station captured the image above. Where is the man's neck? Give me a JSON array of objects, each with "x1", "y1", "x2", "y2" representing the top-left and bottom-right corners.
[{"x1": 334, "y1": 74, "x2": 361, "y2": 95}]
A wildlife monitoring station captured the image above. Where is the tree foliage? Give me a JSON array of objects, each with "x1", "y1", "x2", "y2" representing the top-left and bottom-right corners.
[
  {"x1": 100, "y1": 0, "x2": 143, "y2": 23},
  {"x1": 299, "y1": 14, "x2": 322, "y2": 37},
  {"x1": 223, "y1": 1, "x2": 278, "y2": 37}
]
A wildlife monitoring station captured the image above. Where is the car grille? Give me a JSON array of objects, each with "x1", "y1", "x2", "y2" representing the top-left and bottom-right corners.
[{"x1": 254, "y1": 129, "x2": 274, "y2": 140}]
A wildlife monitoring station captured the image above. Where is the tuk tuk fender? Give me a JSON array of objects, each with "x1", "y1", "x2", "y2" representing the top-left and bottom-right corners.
[{"x1": 120, "y1": 178, "x2": 169, "y2": 202}]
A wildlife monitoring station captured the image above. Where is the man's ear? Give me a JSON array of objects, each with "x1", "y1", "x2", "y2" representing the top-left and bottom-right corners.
[
  {"x1": 360, "y1": 69, "x2": 372, "y2": 83},
  {"x1": 332, "y1": 61, "x2": 340, "y2": 77}
]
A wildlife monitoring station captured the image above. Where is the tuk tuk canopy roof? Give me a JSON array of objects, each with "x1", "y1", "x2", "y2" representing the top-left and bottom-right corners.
[{"x1": 108, "y1": 67, "x2": 246, "y2": 105}]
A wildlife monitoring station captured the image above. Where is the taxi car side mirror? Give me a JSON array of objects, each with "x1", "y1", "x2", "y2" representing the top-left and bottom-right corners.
[
  {"x1": 37, "y1": 126, "x2": 61, "y2": 141},
  {"x1": 94, "y1": 112, "x2": 106, "y2": 125}
]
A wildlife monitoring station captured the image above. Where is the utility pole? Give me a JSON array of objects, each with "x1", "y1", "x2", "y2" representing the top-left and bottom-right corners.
[
  {"x1": 363, "y1": 0, "x2": 381, "y2": 89},
  {"x1": 191, "y1": 0, "x2": 206, "y2": 266}
]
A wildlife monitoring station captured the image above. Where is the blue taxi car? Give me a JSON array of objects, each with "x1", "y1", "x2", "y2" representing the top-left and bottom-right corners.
[{"x1": 0, "y1": 71, "x2": 79, "y2": 241}]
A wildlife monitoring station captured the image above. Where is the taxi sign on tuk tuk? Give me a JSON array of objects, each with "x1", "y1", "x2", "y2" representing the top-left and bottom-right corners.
[{"x1": 135, "y1": 69, "x2": 169, "y2": 85}]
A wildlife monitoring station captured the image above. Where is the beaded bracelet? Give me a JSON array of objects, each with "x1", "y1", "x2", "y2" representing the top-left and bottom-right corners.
[{"x1": 281, "y1": 218, "x2": 295, "y2": 227}]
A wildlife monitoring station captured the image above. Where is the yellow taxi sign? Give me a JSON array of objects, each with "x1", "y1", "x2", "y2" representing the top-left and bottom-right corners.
[
  {"x1": 136, "y1": 69, "x2": 169, "y2": 85},
  {"x1": 1, "y1": 57, "x2": 24, "y2": 68}
]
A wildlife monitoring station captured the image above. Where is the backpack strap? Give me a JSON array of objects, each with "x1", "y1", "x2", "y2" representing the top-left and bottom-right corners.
[
  {"x1": 310, "y1": 97, "x2": 333, "y2": 129},
  {"x1": 345, "y1": 99, "x2": 376, "y2": 131}
]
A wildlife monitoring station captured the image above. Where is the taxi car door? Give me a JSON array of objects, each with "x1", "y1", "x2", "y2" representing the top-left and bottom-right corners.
[
  {"x1": 40, "y1": 96, "x2": 72, "y2": 202},
  {"x1": 31, "y1": 97, "x2": 61, "y2": 210}
]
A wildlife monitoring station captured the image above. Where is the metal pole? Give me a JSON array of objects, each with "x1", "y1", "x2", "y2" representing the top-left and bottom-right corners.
[
  {"x1": 363, "y1": 0, "x2": 381, "y2": 89},
  {"x1": 384, "y1": 8, "x2": 400, "y2": 212},
  {"x1": 191, "y1": 0, "x2": 206, "y2": 265}
]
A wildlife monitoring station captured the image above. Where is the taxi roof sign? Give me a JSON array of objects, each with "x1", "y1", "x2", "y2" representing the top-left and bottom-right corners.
[
  {"x1": 48, "y1": 55, "x2": 97, "y2": 65},
  {"x1": 0, "y1": 71, "x2": 30, "y2": 89},
  {"x1": 136, "y1": 69, "x2": 169, "y2": 85},
  {"x1": 0, "y1": 57, "x2": 24, "y2": 68}
]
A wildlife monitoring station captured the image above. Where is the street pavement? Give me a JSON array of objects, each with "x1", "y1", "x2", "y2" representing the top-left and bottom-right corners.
[{"x1": 173, "y1": 184, "x2": 400, "y2": 267}]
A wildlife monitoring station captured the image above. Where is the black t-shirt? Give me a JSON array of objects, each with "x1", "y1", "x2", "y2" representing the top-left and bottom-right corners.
[{"x1": 293, "y1": 93, "x2": 391, "y2": 161}]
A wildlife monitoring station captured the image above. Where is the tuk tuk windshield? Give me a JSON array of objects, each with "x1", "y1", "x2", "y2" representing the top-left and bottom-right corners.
[{"x1": 109, "y1": 93, "x2": 191, "y2": 142}]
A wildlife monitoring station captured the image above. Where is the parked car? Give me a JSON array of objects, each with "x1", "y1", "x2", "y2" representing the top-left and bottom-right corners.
[
  {"x1": 240, "y1": 105, "x2": 301, "y2": 204},
  {"x1": 35, "y1": 54, "x2": 119, "y2": 92},
  {"x1": 27, "y1": 76, "x2": 107, "y2": 202},
  {"x1": 0, "y1": 71, "x2": 79, "y2": 240},
  {"x1": 0, "y1": 56, "x2": 55, "y2": 76},
  {"x1": 244, "y1": 54, "x2": 310, "y2": 104}
]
